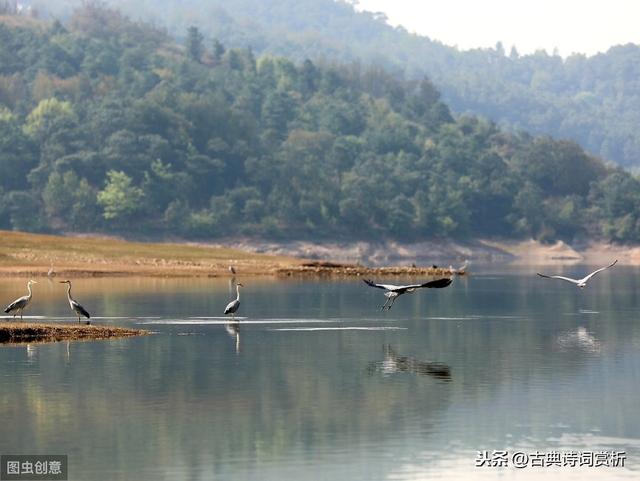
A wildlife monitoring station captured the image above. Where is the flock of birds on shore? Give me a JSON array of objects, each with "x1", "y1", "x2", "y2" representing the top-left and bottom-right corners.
[{"x1": 2, "y1": 260, "x2": 619, "y2": 322}]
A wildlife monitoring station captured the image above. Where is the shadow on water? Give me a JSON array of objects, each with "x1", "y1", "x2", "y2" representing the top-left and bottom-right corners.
[{"x1": 367, "y1": 344, "x2": 452, "y2": 382}]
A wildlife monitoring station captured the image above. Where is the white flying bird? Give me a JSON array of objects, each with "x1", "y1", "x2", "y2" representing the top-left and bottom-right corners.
[
  {"x1": 537, "y1": 260, "x2": 617, "y2": 288},
  {"x1": 363, "y1": 278, "x2": 453, "y2": 310}
]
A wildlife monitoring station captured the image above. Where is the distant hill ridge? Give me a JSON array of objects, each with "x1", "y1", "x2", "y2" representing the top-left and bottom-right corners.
[
  {"x1": 29, "y1": 0, "x2": 640, "y2": 169},
  {"x1": 1, "y1": 5, "x2": 640, "y2": 244}
]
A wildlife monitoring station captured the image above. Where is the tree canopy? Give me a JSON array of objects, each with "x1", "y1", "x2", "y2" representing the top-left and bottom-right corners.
[
  {"x1": 30, "y1": 0, "x2": 640, "y2": 170},
  {"x1": 1, "y1": 6, "x2": 640, "y2": 243}
]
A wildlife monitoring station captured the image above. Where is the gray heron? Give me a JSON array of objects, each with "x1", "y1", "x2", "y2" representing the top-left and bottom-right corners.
[
  {"x1": 537, "y1": 260, "x2": 617, "y2": 288},
  {"x1": 59, "y1": 280, "x2": 91, "y2": 324},
  {"x1": 224, "y1": 282, "x2": 244, "y2": 319},
  {"x1": 4, "y1": 279, "x2": 37, "y2": 319},
  {"x1": 363, "y1": 278, "x2": 453, "y2": 310}
]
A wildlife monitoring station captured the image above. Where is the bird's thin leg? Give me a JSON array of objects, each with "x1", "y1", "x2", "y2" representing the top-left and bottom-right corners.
[
  {"x1": 380, "y1": 297, "x2": 390, "y2": 311},
  {"x1": 388, "y1": 297, "x2": 397, "y2": 310}
]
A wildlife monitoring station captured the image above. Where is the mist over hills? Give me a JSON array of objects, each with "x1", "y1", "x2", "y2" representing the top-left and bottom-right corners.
[
  {"x1": 29, "y1": 0, "x2": 640, "y2": 170},
  {"x1": 1, "y1": 3, "x2": 639, "y2": 244}
]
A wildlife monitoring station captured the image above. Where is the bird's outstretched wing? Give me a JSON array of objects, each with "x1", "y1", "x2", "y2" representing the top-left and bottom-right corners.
[
  {"x1": 536, "y1": 273, "x2": 580, "y2": 284},
  {"x1": 400, "y1": 278, "x2": 454, "y2": 290},
  {"x1": 73, "y1": 301, "x2": 91, "y2": 319},
  {"x1": 419, "y1": 278, "x2": 453, "y2": 289},
  {"x1": 363, "y1": 279, "x2": 400, "y2": 291},
  {"x1": 582, "y1": 260, "x2": 618, "y2": 283}
]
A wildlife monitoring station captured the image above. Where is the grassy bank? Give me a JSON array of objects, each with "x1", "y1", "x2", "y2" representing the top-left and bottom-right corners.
[
  {"x1": 0, "y1": 230, "x2": 305, "y2": 277},
  {"x1": 0, "y1": 322, "x2": 148, "y2": 344},
  {"x1": 0, "y1": 230, "x2": 466, "y2": 278}
]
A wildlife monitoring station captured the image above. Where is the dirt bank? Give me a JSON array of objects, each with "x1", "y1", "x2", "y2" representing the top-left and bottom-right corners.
[
  {"x1": 1, "y1": 230, "x2": 634, "y2": 280},
  {"x1": 0, "y1": 322, "x2": 148, "y2": 344}
]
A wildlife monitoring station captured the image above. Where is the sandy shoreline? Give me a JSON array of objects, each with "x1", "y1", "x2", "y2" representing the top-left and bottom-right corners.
[
  {"x1": 1, "y1": 230, "x2": 637, "y2": 279},
  {"x1": 234, "y1": 238, "x2": 636, "y2": 267}
]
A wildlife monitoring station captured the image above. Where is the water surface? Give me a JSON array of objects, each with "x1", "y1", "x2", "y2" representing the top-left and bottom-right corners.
[{"x1": 1, "y1": 267, "x2": 639, "y2": 480}]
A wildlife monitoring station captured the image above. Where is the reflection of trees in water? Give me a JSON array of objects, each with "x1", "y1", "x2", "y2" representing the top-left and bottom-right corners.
[
  {"x1": 0, "y1": 331, "x2": 455, "y2": 480},
  {"x1": 3, "y1": 274, "x2": 640, "y2": 480},
  {"x1": 367, "y1": 345, "x2": 451, "y2": 382}
]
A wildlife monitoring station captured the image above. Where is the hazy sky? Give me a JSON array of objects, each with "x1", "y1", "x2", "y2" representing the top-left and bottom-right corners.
[{"x1": 356, "y1": 0, "x2": 640, "y2": 56}]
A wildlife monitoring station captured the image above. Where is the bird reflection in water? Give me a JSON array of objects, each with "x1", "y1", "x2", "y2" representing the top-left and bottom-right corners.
[
  {"x1": 25, "y1": 343, "x2": 37, "y2": 362},
  {"x1": 367, "y1": 345, "x2": 451, "y2": 381},
  {"x1": 556, "y1": 326, "x2": 601, "y2": 354},
  {"x1": 225, "y1": 322, "x2": 240, "y2": 353}
]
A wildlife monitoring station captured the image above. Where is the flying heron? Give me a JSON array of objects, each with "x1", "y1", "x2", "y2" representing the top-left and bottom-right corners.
[
  {"x1": 224, "y1": 282, "x2": 244, "y2": 319},
  {"x1": 59, "y1": 280, "x2": 91, "y2": 324},
  {"x1": 537, "y1": 260, "x2": 617, "y2": 288},
  {"x1": 4, "y1": 279, "x2": 37, "y2": 319},
  {"x1": 363, "y1": 278, "x2": 453, "y2": 310}
]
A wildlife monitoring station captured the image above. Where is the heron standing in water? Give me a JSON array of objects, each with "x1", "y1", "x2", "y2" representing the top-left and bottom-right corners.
[
  {"x1": 59, "y1": 280, "x2": 91, "y2": 324},
  {"x1": 224, "y1": 283, "x2": 244, "y2": 320},
  {"x1": 4, "y1": 279, "x2": 37, "y2": 319}
]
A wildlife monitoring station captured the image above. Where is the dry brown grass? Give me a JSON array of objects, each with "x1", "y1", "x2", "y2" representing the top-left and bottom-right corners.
[
  {"x1": 0, "y1": 230, "x2": 305, "y2": 277},
  {"x1": 276, "y1": 263, "x2": 464, "y2": 277},
  {"x1": 0, "y1": 230, "x2": 465, "y2": 279},
  {"x1": 0, "y1": 322, "x2": 148, "y2": 344}
]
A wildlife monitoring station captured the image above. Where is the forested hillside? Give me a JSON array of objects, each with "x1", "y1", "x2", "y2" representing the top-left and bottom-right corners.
[
  {"x1": 28, "y1": 0, "x2": 640, "y2": 169},
  {"x1": 1, "y1": 6, "x2": 640, "y2": 243}
]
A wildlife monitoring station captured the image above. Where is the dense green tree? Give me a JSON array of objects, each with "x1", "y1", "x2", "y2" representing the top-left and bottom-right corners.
[
  {"x1": 1, "y1": 5, "x2": 640, "y2": 244},
  {"x1": 97, "y1": 170, "x2": 145, "y2": 227},
  {"x1": 0, "y1": 109, "x2": 38, "y2": 191},
  {"x1": 42, "y1": 170, "x2": 99, "y2": 230},
  {"x1": 30, "y1": 0, "x2": 640, "y2": 169},
  {"x1": 186, "y1": 26, "x2": 204, "y2": 63}
]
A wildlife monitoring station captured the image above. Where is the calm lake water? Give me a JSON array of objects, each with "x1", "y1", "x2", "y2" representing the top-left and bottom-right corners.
[{"x1": 1, "y1": 267, "x2": 640, "y2": 480}]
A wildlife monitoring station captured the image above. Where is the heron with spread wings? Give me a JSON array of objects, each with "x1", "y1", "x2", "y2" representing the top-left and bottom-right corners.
[
  {"x1": 363, "y1": 278, "x2": 453, "y2": 310},
  {"x1": 537, "y1": 260, "x2": 617, "y2": 288}
]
